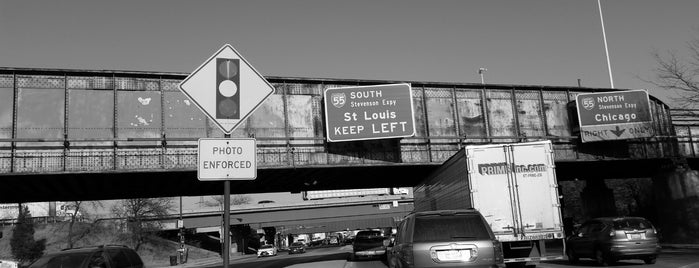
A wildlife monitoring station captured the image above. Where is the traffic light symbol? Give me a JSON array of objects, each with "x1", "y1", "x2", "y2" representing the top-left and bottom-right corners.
[{"x1": 216, "y1": 58, "x2": 240, "y2": 119}]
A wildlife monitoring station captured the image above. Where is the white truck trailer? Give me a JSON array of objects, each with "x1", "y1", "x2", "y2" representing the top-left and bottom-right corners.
[{"x1": 413, "y1": 140, "x2": 565, "y2": 266}]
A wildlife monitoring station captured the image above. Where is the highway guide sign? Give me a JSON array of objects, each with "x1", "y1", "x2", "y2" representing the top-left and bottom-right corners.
[
  {"x1": 575, "y1": 89, "x2": 654, "y2": 143},
  {"x1": 323, "y1": 83, "x2": 416, "y2": 142},
  {"x1": 178, "y1": 44, "x2": 275, "y2": 134},
  {"x1": 198, "y1": 138, "x2": 256, "y2": 180}
]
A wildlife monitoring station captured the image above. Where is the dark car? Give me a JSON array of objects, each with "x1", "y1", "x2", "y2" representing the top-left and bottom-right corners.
[
  {"x1": 388, "y1": 209, "x2": 505, "y2": 268},
  {"x1": 352, "y1": 230, "x2": 389, "y2": 260},
  {"x1": 309, "y1": 239, "x2": 324, "y2": 247},
  {"x1": 29, "y1": 245, "x2": 144, "y2": 268},
  {"x1": 288, "y1": 242, "x2": 306, "y2": 254},
  {"x1": 566, "y1": 217, "x2": 661, "y2": 265}
]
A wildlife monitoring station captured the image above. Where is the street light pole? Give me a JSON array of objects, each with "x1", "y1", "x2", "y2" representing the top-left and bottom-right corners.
[
  {"x1": 598, "y1": 0, "x2": 614, "y2": 88},
  {"x1": 478, "y1": 68, "x2": 487, "y2": 84}
]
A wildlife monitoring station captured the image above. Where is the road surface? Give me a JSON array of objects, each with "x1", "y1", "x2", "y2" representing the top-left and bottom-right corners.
[{"x1": 201, "y1": 246, "x2": 699, "y2": 268}]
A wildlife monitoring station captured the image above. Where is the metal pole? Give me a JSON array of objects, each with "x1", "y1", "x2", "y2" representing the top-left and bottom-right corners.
[
  {"x1": 223, "y1": 133, "x2": 231, "y2": 268},
  {"x1": 598, "y1": 0, "x2": 614, "y2": 88},
  {"x1": 223, "y1": 180, "x2": 230, "y2": 268},
  {"x1": 478, "y1": 68, "x2": 487, "y2": 85},
  {"x1": 179, "y1": 196, "x2": 183, "y2": 264}
]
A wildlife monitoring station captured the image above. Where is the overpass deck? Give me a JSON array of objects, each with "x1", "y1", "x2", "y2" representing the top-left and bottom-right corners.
[
  {"x1": 0, "y1": 67, "x2": 694, "y2": 203},
  {"x1": 164, "y1": 196, "x2": 414, "y2": 234}
]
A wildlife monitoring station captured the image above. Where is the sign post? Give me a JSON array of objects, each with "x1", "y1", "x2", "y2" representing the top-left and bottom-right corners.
[
  {"x1": 575, "y1": 90, "x2": 654, "y2": 143},
  {"x1": 323, "y1": 83, "x2": 416, "y2": 142},
  {"x1": 223, "y1": 167, "x2": 230, "y2": 267},
  {"x1": 179, "y1": 44, "x2": 273, "y2": 268}
]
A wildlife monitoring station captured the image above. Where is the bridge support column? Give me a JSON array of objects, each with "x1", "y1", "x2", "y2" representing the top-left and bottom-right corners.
[
  {"x1": 653, "y1": 166, "x2": 699, "y2": 243},
  {"x1": 580, "y1": 178, "x2": 616, "y2": 218}
]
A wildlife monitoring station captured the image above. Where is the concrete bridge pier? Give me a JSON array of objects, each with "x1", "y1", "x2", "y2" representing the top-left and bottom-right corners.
[
  {"x1": 653, "y1": 165, "x2": 699, "y2": 243},
  {"x1": 580, "y1": 178, "x2": 617, "y2": 218}
]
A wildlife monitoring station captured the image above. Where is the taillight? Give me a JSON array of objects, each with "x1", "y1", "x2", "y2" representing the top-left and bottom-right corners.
[
  {"x1": 403, "y1": 245, "x2": 414, "y2": 266},
  {"x1": 493, "y1": 240, "x2": 504, "y2": 264}
]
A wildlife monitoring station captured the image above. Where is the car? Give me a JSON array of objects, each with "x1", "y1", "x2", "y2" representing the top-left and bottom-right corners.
[
  {"x1": 566, "y1": 216, "x2": 661, "y2": 265},
  {"x1": 28, "y1": 245, "x2": 144, "y2": 268},
  {"x1": 308, "y1": 239, "x2": 324, "y2": 247},
  {"x1": 344, "y1": 235, "x2": 355, "y2": 245},
  {"x1": 388, "y1": 209, "x2": 505, "y2": 268},
  {"x1": 288, "y1": 242, "x2": 306, "y2": 254},
  {"x1": 352, "y1": 230, "x2": 390, "y2": 260},
  {"x1": 257, "y1": 244, "x2": 278, "y2": 258}
]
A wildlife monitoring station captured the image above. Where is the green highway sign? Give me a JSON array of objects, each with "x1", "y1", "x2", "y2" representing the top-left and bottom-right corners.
[
  {"x1": 575, "y1": 90, "x2": 654, "y2": 143},
  {"x1": 323, "y1": 83, "x2": 416, "y2": 142}
]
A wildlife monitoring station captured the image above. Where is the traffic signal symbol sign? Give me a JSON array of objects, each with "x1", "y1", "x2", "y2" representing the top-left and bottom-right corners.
[
  {"x1": 216, "y1": 58, "x2": 240, "y2": 119},
  {"x1": 179, "y1": 44, "x2": 274, "y2": 134}
]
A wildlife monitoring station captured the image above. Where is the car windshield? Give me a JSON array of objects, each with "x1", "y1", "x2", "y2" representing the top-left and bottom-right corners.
[
  {"x1": 356, "y1": 231, "x2": 383, "y2": 240},
  {"x1": 614, "y1": 218, "x2": 654, "y2": 230},
  {"x1": 260, "y1": 245, "x2": 274, "y2": 249},
  {"x1": 413, "y1": 214, "x2": 490, "y2": 242},
  {"x1": 291, "y1": 242, "x2": 304, "y2": 246},
  {"x1": 29, "y1": 252, "x2": 92, "y2": 268}
]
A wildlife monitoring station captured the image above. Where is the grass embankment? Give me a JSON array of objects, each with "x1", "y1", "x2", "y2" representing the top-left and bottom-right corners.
[{"x1": 0, "y1": 222, "x2": 219, "y2": 267}]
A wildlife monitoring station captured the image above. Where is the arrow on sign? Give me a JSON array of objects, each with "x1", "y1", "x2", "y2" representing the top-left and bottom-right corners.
[{"x1": 610, "y1": 126, "x2": 626, "y2": 137}]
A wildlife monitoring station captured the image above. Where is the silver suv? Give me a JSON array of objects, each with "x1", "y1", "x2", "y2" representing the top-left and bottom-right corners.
[{"x1": 388, "y1": 209, "x2": 505, "y2": 268}]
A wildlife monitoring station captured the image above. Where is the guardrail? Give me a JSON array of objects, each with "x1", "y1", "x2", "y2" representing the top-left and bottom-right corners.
[{"x1": 0, "y1": 134, "x2": 684, "y2": 174}]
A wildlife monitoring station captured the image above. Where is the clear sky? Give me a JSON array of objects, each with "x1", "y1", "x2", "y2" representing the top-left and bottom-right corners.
[{"x1": 1, "y1": 0, "x2": 698, "y2": 106}]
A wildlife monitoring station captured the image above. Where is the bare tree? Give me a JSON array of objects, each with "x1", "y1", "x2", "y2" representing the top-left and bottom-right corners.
[
  {"x1": 63, "y1": 201, "x2": 104, "y2": 248},
  {"x1": 647, "y1": 29, "x2": 699, "y2": 107},
  {"x1": 111, "y1": 198, "x2": 174, "y2": 251}
]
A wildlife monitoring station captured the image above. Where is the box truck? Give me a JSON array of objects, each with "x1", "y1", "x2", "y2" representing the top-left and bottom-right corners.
[{"x1": 413, "y1": 140, "x2": 564, "y2": 266}]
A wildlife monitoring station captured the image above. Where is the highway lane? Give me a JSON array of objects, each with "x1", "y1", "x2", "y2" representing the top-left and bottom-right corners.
[
  {"x1": 536, "y1": 248, "x2": 699, "y2": 268},
  {"x1": 221, "y1": 246, "x2": 353, "y2": 268},
  {"x1": 203, "y1": 247, "x2": 699, "y2": 268},
  {"x1": 202, "y1": 245, "x2": 386, "y2": 268}
]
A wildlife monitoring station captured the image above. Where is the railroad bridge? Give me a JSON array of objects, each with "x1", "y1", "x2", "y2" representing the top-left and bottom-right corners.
[{"x1": 0, "y1": 67, "x2": 698, "y2": 242}]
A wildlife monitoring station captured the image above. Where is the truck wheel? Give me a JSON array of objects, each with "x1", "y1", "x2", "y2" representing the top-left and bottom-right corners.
[
  {"x1": 594, "y1": 249, "x2": 611, "y2": 266},
  {"x1": 644, "y1": 256, "x2": 657, "y2": 264},
  {"x1": 388, "y1": 258, "x2": 397, "y2": 268},
  {"x1": 566, "y1": 248, "x2": 579, "y2": 263},
  {"x1": 505, "y1": 263, "x2": 526, "y2": 268}
]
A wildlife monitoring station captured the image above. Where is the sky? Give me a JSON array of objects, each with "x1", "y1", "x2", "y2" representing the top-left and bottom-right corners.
[{"x1": 1, "y1": 0, "x2": 698, "y2": 107}]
